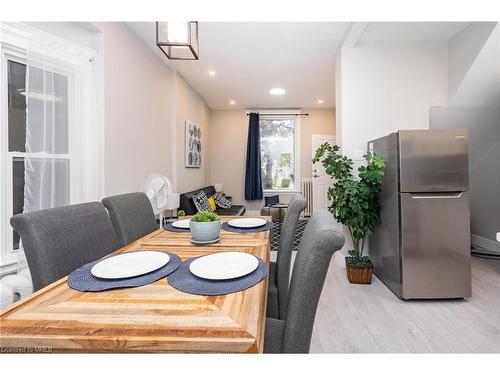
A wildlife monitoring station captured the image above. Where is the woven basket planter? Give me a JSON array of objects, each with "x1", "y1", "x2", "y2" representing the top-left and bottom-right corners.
[{"x1": 345, "y1": 257, "x2": 373, "y2": 284}]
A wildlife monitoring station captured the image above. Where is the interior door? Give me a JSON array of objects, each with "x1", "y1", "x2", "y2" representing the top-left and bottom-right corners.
[{"x1": 312, "y1": 135, "x2": 336, "y2": 213}]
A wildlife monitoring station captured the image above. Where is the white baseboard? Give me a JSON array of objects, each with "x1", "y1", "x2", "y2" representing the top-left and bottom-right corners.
[{"x1": 471, "y1": 234, "x2": 500, "y2": 255}]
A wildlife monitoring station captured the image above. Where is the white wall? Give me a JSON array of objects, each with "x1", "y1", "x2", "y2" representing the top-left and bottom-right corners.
[
  {"x1": 430, "y1": 106, "x2": 500, "y2": 253},
  {"x1": 94, "y1": 23, "x2": 210, "y2": 196},
  {"x1": 24, "y1": 22, "x2": 211, "y2": 197},
  {"x1": 337, "y1": 42, "x2": 449, "y2": 159},
  {"x1": 334, "y1": 41, "x2": 449, "y2": 257},
  {"x1": 431, "y1": 23, "x2": 500, "y2": 253},
  {"x1": 95, "y1": 22, "x2": 176, "y2": 196},
  {"x1": 448, "y1": 22, "x2": 497, "y2": 100},
  {"x1": 334, "y1": 50, "x2": 343, "y2": 148},
  {"x1": 173, "y1": 73, "x2": 211, "y2": 193},
  {"x1": 449, "y1": 24, "x2": 500, "y2": 107}
]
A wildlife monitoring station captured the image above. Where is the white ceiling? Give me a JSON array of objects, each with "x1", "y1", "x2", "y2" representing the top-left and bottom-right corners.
[
  {"x1": 359, "y1": 22, "x2": 470, "y2": 43},
  {"x1": 127, "y1": 22, "x2": 470, "y2": 110},
  {"x1": 127, "y1": 22, "x2": 350, "y2": 110}
]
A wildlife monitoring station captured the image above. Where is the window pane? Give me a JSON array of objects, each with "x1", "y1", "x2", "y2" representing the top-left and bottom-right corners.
[
  {"x1": 24, "y1": 158, "x2": 70, "y2": 211},
  {"x1": 8, "y1": 61, "x2": 26, "y2": 152},
  {"x1": 27, "y1": 66, "x2": 69, "y2": 154},
  {"x1": 7, "y1": 61, "x2": 69, "y2": 154},
  {"x1": 12, "y1": 158, "x2": 70, "y2": 250},
  {"x1": 12, "y1": 157, "x2": 25, "y2": 250},
  {"x1": 260, "y1": 118, "x2": 296, "y2": 190}
]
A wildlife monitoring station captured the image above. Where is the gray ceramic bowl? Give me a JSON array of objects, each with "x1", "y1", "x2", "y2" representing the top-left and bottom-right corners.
[{"x1": 190, "y1": 219, "x2": 222, "y2": 242}]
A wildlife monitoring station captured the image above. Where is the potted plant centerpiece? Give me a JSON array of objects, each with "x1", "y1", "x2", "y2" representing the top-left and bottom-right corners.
[
  {"x1": 190, "y1": 211, "x2": 222, "y2": 243},
  {"x1": 313, "y1": 143, "x2": 386, "y2": 284}
]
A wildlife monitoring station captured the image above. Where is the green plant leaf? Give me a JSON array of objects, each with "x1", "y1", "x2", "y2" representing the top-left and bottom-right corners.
[
  {"x1": 192, "y1": 211, "x2": 220, "y2": 222},
  {"x1": 313, "y1": 144, "x2": 387, "y2": 253}
]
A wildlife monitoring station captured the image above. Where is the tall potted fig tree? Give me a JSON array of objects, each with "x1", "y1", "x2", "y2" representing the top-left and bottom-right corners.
[{"x1": 313, "y1": 143, "x2": 386, "y2": 284}]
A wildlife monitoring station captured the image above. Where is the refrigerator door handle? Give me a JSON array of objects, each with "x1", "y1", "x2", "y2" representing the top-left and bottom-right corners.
[{"x1": 410, "y1": 193, "x2": 463, "y2": 199}]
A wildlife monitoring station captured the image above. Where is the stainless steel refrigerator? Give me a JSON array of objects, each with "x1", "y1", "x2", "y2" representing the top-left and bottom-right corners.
[{"x1": 369, "y1": 129, "x2": 471, "y2": 299}]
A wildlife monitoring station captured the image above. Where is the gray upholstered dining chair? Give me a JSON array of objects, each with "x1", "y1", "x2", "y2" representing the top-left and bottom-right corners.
[
  {"x1": 264, "y1": 209, "x2": 345, "y2": 353},
  {"x1": 267, "y1": 194, "x2": 307, "y2": 320},
  {"x1": 102, "y1": 192, "x2": 158, "y2": 247},
  {"x1": 10, "y1": 202, "x2": 120, "y2": 291}
]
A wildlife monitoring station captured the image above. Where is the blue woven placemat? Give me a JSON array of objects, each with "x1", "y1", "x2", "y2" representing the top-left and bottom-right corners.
[
  {"x1": 164, "y1": 223, "x2": 190, "y2": 233},
  {"x1": 221, "y1": 221, "x2": 274, "y2": 234},
  {"x1": 68, "y1": 251, "x2": 182, "y2": 292},
  {"x1": 168, "y1": 255, "x2": 267, "y2": 296}
]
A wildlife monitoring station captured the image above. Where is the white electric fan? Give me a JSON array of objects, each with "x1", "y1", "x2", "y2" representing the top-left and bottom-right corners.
[{"x1": 141, "y1": 174, "x2": 173, "y2": 228}]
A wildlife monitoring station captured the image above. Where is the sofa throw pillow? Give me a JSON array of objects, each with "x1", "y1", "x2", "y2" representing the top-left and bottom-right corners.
[
  {"x1": 213, "y1": 192, "x2": 232, "y2": 209},
  {"x1": 207, "y1": 196, "x2": 217, "y2": 211},
  {"x1": 192, "y1": 191, "x2": 212, "y2": 213}
]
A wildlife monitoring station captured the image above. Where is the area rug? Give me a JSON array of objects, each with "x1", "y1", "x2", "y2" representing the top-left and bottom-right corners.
[{"x1": 271, "y1": 219, "x2": 308, "y2": 252}]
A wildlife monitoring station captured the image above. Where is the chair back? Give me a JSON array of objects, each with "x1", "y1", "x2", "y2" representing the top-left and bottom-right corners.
[
  {"x1": 276, "y1": 194, "x2": 306, "y2": 319},
  {"x1": 10, "y1": 202, "x2": 120, "y2": 291},
  {"x1": 283, "y1": 209, "x2": 344, "y2": 353},
  {"x1": 102, "y1": 192, "x2": 158, "y2": 247},
  {"x1": 264, "y1": 195, "x2": 279, "y2": 207}
]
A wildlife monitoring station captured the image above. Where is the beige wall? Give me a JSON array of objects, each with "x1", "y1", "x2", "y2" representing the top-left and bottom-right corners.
[
  {"x1": 97, "y1": 22, "x2": 175, "y2": 196},
  {"x1": 209, "y1": 110, "x2": 250, "y2": 206},
  {"x1": 209, "y1": 109, "x2": 335, "y2": 212}
]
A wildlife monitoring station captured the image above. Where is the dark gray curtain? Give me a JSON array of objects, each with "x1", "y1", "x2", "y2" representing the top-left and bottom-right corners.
[{"x1": 245, "y1": 113, "x2": 263, "y2": 200}]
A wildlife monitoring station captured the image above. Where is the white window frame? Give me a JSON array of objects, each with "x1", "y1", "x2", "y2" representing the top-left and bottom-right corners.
[
  {"x1": 0, "y1": 25, "x2": 79, "y2": 271},
  {"x1": 253, "y1": 109, "x2": 302, "y2": 194}
]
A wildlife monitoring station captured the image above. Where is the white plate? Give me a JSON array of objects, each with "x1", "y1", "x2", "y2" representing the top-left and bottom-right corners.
[
  {"x1": 172, "y1": 219, "x2": 191, "y2": 229},
  {"x1": 227, "y1": 218, "x2": 267, "y2": 229},
  {"x1": 91, "y1": 251, "x2": 170, "y2": 279},
  {"x1": 189, "y1": 252, "x2": 259, "y2": 280}
]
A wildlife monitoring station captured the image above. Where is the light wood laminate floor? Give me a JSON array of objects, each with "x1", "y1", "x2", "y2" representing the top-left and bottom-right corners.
[{"x1": 310, "y1": 254, "x2": 500, "y2": 353}]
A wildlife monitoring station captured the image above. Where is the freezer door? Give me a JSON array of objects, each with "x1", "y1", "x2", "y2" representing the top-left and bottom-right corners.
[
  {"x1": 399, "y1": 129, "x2": 469, "y2": 192},
  {"x1": 400, "y1": 192, "x2": 471, "y2": 299}
]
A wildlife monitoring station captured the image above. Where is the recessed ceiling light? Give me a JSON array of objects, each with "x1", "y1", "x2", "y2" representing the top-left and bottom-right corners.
[
  {"x1": 208, "y1": 70, "x2": 216, "y2": 77},
  {"x1": 229, "y1": 100, "x2": 236, "y2": 105},
  {"x1": 269, "y1": 88, "x2": 285, "y2": 96},
  {"x1": 317, "y1": 99, "x2": 324, "y2": 104}
]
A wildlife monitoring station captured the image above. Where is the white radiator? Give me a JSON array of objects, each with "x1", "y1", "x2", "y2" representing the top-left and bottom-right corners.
[
  {"x1": 0, "y1": 268, "x2": 33, "y2": 308},
  {"x1": 301, "y1": 178, "x2": 313, "y2": 217}
]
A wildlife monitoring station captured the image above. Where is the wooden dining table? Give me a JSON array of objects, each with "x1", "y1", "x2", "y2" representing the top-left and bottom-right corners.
[{"x1": 0, "y1": 216, "x2": 271, "y2": 353}]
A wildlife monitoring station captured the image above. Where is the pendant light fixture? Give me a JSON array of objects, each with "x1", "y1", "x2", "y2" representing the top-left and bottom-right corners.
[{"x1": 156, "y1": 22, "x2": 199, "y2": 60}]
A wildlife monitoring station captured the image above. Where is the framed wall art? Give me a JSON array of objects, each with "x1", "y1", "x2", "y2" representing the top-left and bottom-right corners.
[{"x1": 185, "y1": 121, "x2": 202, "y2": 168}]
